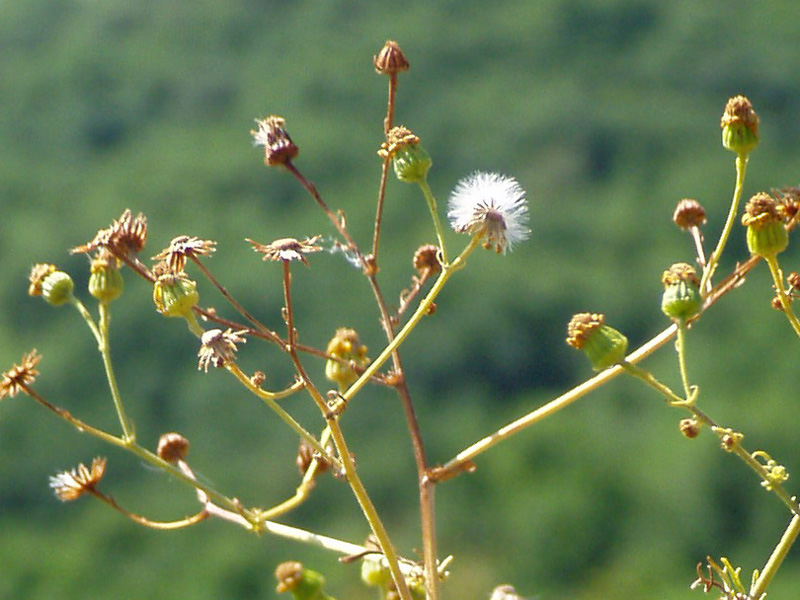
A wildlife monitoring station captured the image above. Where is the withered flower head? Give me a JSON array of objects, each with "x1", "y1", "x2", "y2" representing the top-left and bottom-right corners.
[
  {"x1": 152, "y1": 235, "x2": 217, "y2": 273},
  {"x1": 246, "y1": 236, "x2": 322, "y2": 266},
  {"x1": 742, "y1": 192, "x2": 787, "y2": 228},
  {"x1": 377, "y1": 125, "x2": 420, "y2": 160},
  {"x1": 673, "y1": 198, "x2": 707, "y2": 230},
  {"x1": 252, "y1": 115, "x2": 299, "y2": 167},
  {"x1": 28, "y1": 263, "x2": 57, "y2": 296},
  {"x1": 157, "y1": 432, "x2": 190, "y2": 463},
  {"x1": 49, "y1": 457, "x2": 107, "y2": 502},
  {"x1": 413, "y1": 244, "x2": 442, "y2": 276},
  {"x1": 71, "y1": 209, "x2": 147, "y2": 257},
  {"x1": 661, "y1": 262, "x2": 700, "y2": 288},
  {"x1": 197, "y1": 328, "x2": 247, "y2": 372},
  {"x1": 1, "y1": 349, "x2": 41, "y2": 399},
  {"x1": 566, "y1": 313, "x2": 605, "y2": 350},
  {"x1": 373, "y1": 40, "x2": 409, "y2": 76}
]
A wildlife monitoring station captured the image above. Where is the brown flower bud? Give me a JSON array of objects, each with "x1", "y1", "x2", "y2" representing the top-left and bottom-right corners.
[
  {"x1": 157, "y1": 432, "x2": 190, "y2": 463},
  {"x1": 673, "y1": 198, "x2": 707, "y2": 230},
  {"x1": 373, "y1": 40, "x2": 409, "y2": 76}
]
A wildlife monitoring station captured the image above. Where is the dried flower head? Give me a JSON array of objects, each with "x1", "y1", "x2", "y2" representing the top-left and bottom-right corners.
[
  {"x1": 377, "y1": 125, "x2": 420, "y2": 159},
  {"x1": 373, "y1": 40, "x2": 409, "y2": 76},
  {"x1": 152, "y1": 236, "x2": 217, "y2": 273},
  {"x1": 252, "y1": 115, "x2": 299, "y2": 167},
  {"x1": 661, "y1": 262, "x2": 702, "y2": 321},
  {"x1": 679, "y1": 418, "x2": 701, "y2": 439},
  {"x1": 413, "y1": 244, "x2": 442, "y2": 276},
  {"x1": 673, "y1": 198, "x2": 707, "y2": 230},
  {"x1": 157, "y1": 432, "x2": 190, "y2": 463},
  {"x1": 197, "y1": 328, "x2": 247, "y2": 372},
  {"x1": 71, "y1": 209, "x2": 147, "y2": 257},
  {"x1": 28, "y1": 263, "x2": 57, "y2": 296},
  {"x1": 49, "y1": 457, "x2": 107, "y2": 502},
  {"x1": 1, "y1": 349, "x2": 41, "y2": 399},
  {"x1": 447, "y1": 171, "x2": 530, "y2": 253},
  {"x1": 247, "y1": 236, "x2": 322, "y2": 266}
]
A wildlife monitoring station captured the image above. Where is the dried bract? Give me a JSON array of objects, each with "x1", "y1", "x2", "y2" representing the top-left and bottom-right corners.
[
  {"x1": 49, "y1": 457, "x2": 107, "y2": 502},
  {"x1": 252, "y1": 115, "x2": 299, "y2": 167},
  {"x1": 71, "y1": 209, "x2": 147, "y2": 257},
  {"x1": 1, "y1": 349, "x2": 41, "y2": 399},
  {"x1": 373, "y1": 40, "x2": 409, "y2": 76},
  {"x1": 247, "y1": 236, "x2": 322, "y2": 266},
  {"x1": 153, "y1": 235, "x2": 217, "y2": 273},
  {"x1": 197, "y1": 328, "x2": 247, "y2": 372}
]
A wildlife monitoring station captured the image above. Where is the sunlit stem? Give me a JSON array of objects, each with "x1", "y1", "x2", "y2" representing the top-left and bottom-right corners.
[
  {"x1": 326, "y1": 415, "x2": 414, "y2": 600},
  {"x1": 675, "y1": 324, "x2": 693, "y2": 399},
  {"x1": 620, "y1": 362, "x2": 800, "y2": 514},
  {"x1": 343, "y1": 236, "x2": 480, "y2": 403},
  {"x1": 258, "y1": 427, "x2": 333, "y2": 521},
  {"x1": 95, "y1": 302, "x2": 136, "y2": 442},
  {"x1": 225, "y1": 363, "x2": 338, "y2": 471},
  {"x1": 21, "y1": 384, "x2": 244, "y2": 515},
  {"x1": 183, "y1": 310, "x2": 205, "y2": 337},
  {"x1": 751, "y1": 514, "x2": 800, "y2": 599},
  {"x1": 418, "y1": 177, "x2": 450, "y2": 265},
  {"x1": 764, "y1": 253, "x2": 800, "y2": 338},
  {"x1": 700, "y1": 153, "x2": 748, "y2": 291},
  {"x1": 69, "y1": 295, "x2": 102, "y2": 345},
  {"x1": 91, "y1": 489, "x2": 209, "y2": 529}
]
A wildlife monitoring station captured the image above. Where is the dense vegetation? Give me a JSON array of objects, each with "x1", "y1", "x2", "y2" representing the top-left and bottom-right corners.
[{"x1": 3, "y1": 2, "x2": 800, "y2": 598}]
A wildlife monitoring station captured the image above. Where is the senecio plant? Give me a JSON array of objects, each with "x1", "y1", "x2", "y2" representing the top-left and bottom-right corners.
[{"x1": 3, "y1": 41, "x2": 800, "y2": 600}]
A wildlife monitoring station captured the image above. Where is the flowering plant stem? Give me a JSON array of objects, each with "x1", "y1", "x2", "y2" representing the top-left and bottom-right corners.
[
  {"x1": 751, "y1": 513, "x2": 800, "y2": 598},
  {"x1": 620, "y1": 361, "x2": 800, "y2": 514},
  {"x1": 675, "y1": 324, "x2": 693, "y2": 399},
  {"x1": 418, "y1": 177, "x2": 450, "y2": 265},
  {"x1": 97, "y1": 302, "x2": 136, "y2": 441},
  {"x1": 700, "y1": 154, "x2": 749, "y2": 291},
  {"x1": 764, "y1": 253, "x2": 800, "y2": 337}
]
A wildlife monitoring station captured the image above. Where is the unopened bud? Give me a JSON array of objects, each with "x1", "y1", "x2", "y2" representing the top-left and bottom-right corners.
[
  {"x1": 721, "y1": 95, "x2": 759, "y2": 156},
  {"x1": 741, "y1": 192, "x2": 788, "y2": 257},
  {"x1": 157, "y1": 432, "x2": 190, "y2": 463},
  {"x1": 378, "y1": 126, "x2": 431, "y2": 183},
  {"x1": 153, "y1": 272, "x2": 199, "y2": 318},
  {"x1": 373, "y1": 40, "x2": 409, "y2": 76},
  {"x1": 89, "y1": 251, "x2": 124, "y2": 303},
  {"x1": 661, "y1": 263, "x2": 702, "y2": 322},
  {"x1": 41, "y1": 271, "x2": 74, "y2": 306},
  {"x1": 566, "y1": 313, "x2": 628, "y2": 371}
]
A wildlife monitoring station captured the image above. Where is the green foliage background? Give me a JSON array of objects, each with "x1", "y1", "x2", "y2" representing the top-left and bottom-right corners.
[{"x1": 3, "y1": 1, "x2": 800, "y2": 598}]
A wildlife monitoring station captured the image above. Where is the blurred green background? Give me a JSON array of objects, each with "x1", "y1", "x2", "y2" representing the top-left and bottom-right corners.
[{"x1": 3, "y1": 1, "x2": 800, "y2": 598}]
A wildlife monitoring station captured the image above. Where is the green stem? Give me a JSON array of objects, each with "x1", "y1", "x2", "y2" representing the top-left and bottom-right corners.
[
  {"x1": 675, "y1": 325, "x2": 692, "y2": 398},
  {"x1": 326, "y1": 416, "x2": 413, "y2": 600},
  {"x1": 343, "y1": 237, "x2": 480, "y2": 403},
  {"x1": 764, "y1": 253, "x2": 800, "y2": 338},
  {"x1": 69, "y1": 296, "x2": 102, "y2": 346},
  {"x1": 751, "y1": 514, "x2": 800, "y2": 599},
  {"x1": 620, "y1": 362, "x2": 800, "y2": 514},
  {"x1": 700, "y1": 154, "x2": 748, "y2": 291},
  {"x1": 97, "y1": 302, "x2": 135, "y2": 441},
  {"x1": 225, "y1": 363, "x2": 340, "y2": 472},
  {"x1": 418, "y1": 177, "x2": 450, "y2": 265}
]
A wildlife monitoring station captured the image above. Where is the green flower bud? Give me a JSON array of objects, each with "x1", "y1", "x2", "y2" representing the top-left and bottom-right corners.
[
  {"x1": 325, "y1": 328, "x2": 369, "y2": 389},
  {"x1": 566, "y1": 313, "x2": 628, "y2": 371},
  {"x1": 153, "y1": 272, "x2": 199, "y2": 318},
  {"x1": 378, "y1": 126, "x2": 431, "y2": 183},
  {"x1": 275, "y1": 561, "x2": 335, "y2": 600},
  {"x1": 89, "y1": 252, "x2": 124, "y2": 303},
  {"x1": 41, "y1": 271, "x2": 74, "y2": 306},
  {"x1": 720, "y1": 95, "x2": 759, "y2": 156},
  {"x1": 742, "y1": 192, "x2": 788, "y2": 257},
  {"x1": 661, "y1": 263, "x2": 702, "y2": 322},
  {"x1": 360, "y1": 555, "x2": 391, "y2": 588}
]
